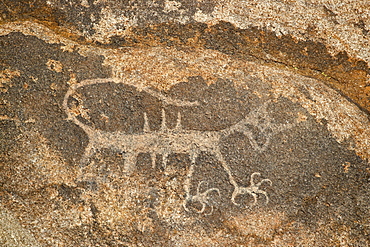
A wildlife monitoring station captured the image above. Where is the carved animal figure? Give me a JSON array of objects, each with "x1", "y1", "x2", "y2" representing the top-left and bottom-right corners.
[{"x1": 63, "y1": 78, "x2": 294, "y2": 214}]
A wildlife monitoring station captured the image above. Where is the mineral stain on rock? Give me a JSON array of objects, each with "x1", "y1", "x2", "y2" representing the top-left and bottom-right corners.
[{"x1": 1, "y1": 1, "x2": 370, "y2": 246}]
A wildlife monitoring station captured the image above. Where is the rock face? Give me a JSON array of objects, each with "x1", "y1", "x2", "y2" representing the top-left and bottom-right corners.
[{"x1": 1, "y1": 1, "x2": 370, "y2": 246}]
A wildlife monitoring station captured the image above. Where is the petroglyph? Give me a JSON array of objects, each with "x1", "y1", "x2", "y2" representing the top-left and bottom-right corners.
[
  {"x1": 231, "y1": 172, "x2": 272, "y2": 206},
  {"x1": 63, "y1": 77, "x2": 296, "y2": 214},
  {"x1": 183, "y1": 181, "x2": 220, "y2": 215}
]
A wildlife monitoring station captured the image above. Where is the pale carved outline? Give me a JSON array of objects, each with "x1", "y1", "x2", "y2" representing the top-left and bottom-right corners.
[{"x1": 63, "y1": 78, "x2": 295, "y2": 214}]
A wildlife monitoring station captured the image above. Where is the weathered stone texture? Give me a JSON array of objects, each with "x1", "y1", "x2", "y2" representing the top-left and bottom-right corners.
[{"x1": 0, "y1": 1, "x2": 369, "y2": 246}]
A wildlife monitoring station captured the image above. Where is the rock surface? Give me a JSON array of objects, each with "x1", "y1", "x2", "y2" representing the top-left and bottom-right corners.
[{"x1": 1, "y1": 1, "x2": 370, "y2": 246}]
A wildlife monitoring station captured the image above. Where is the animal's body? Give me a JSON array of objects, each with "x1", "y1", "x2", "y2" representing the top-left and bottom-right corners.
[{"x1": 63, "y1": 78, "x2": 292, "y2": 214}]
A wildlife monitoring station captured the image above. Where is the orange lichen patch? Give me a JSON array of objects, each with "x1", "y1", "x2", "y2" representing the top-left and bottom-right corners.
[
  {"x1": 296, "y1": 112, "x2": 308, "y2": 123},
  {"x1": 170, "y1": 227, "x2": 255, "y2": 246},
  {"x1": 46, "y1": 59, "x2": 63, "y2": 72},
  {"x1": 0, "y1": 0, "x2": 86, "y2": 42},
  {"x1": 342, "y1": 162, "x2": 351, "y2": 173},
  {"x1": 226, "y1": 210, "x2": 286, "y2": 240},
  {"x1": 75, "y1": 164, "x2": 171, "y2": 239},
  {"x1": 0, "y1": 115, "x2": 19, "y2": 121},
  {"x1": 85, "y1": 178, "x2": 156, "y2": 233},
  {"x1": 271, "y1": 220, "x2": 355, "y2": 246},
  {"x1": 67, "y1": 92, "x2": 91, "y2": 121},
  {"x1": 66, "y1": 73, "x2": 78, "y2": 86},
  {"x1": 325, "y1": 65, "x2": 370, "y2": 109},
  {"x1": 0, "y1": 69, "x2": 21, "y2": 92},
  {"x1": 169, "y1": 211, "x2": 356, "y2": 246}
]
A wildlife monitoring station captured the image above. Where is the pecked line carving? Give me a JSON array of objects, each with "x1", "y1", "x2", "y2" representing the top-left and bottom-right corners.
[{"x1": 63, "y1": 77, "x2": 296, "y2": 214}]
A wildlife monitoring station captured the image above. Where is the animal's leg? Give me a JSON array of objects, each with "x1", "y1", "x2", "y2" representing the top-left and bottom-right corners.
[
  {"x1": 182, "y1": 151, "x2": 197, "y2": 212},
  {"x1": 193, "y1": 181, "x2": 220, "y2": 215},
  {"x1": 212, "y1": 149, "x2": 261, "y2": 207},
  {"x1": 213, "y1": 149, "x2": 238, "y2": 190},
  {"x1": 160, "y1": 109, "x2": 167, "y2": 131},
  {"x1": 150, "y1": 153, "x2": 156, "y2": 168},
  {"x1": 231, "y1": 172, "x2": 272, "y2": 207},
  {"x1": 80, "y1": 141, "x2": 95, "y2": 166},
  {"x1": 213, "y1": 149, "x2": 270, "y2": 207},
  {"x1": 123, "y1": 152, "x2": 137, "y2": 172},
  {"x1": 162, "y1": 153, "x2": 169, "y2": 168},
  {"x1": 174, "y1": 112, "x2": 182, "y2": 131},
  {"x1": 143, "y1": 112, "x2": 151, "y2": 133},
  {"x1": 183, "y1": 151, "x2": 220, "y2": 214},
  {"x1": 257, "y1": 190, "x2": 269, "y2": 205},
  {"x1": 250, "y1": 192, "x2": 258, "y2": 206},
  {"x1": 255, "y1": 178, "x2": 272, "y2": 204}
]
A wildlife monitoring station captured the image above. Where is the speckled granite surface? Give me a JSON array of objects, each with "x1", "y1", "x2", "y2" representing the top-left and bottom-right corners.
[{"x1": 1, "y1": 1, "x2": 369, "y2": 246}]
